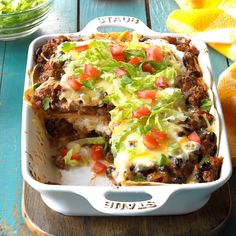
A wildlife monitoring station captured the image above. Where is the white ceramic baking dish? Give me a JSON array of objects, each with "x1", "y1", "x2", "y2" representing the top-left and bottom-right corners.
[{"x1": 21, "y1": 16, "x2": 232, "y2": 216}]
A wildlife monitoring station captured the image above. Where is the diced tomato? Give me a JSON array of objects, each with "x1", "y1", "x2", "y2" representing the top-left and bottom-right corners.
[
  {"x1": 91, "y1": 144, "x2": 104, "y2": 161},
  {"x1": 92, "y1": 161, "x2": 107, "y2": 174},
  {"x1": 132, "y1": 107, "x2": 151, "y2": 118},
  {"x1": 59, "y1": 146, "x2": 68, "y2": 157},
  {"x1": 80, "y1": 73, "x2": 89, "y2": 81},
  {"x1": 154, "y1": 77, "x2": 169, "y2": 89},
  {"x1": 142, "y1": 62, "x2": 154, "y2": 73},
  {"x1": 143, "y1": 134, "x2": 159, "y2": 150},
  {"x1": 67, "y1": 76, "x2": 82, "y2": 91},
  {"x1": 113, "y1": 54, "x2": 126, "y2": 62},
  {"x1": 128, "y1": 57, "x2": 142, "y2": 66},
  {"x1": 188, "y1": 131, "x2": 201, "y2": 144},
  {"x1": 84, "y1": 64, "x2": 101, "y2": 79},
  {"x1": 111, "y1": 45, "x2": 125, "y2": 56},
  {"x1": 74, "y1": 45, "x2": 88, "y2": 52},
  {"x1": 115, "y1": 67, "x2": 127, "y2": 78},
  {"x1": 137, "y1": 90, "x2": 157, "y2": 100},
  {"x1": 71, "y1": 153, "x2": 82, "y2": 161},
  {"x1": 111, "y1": 45, "x2": 125, "y2": 61},
  {"x1": 146, "y1": 46, "x2": 164, "y2": 63},
  {"x1": 151, "y1": 129, "x2": 167, "y2": 140}
]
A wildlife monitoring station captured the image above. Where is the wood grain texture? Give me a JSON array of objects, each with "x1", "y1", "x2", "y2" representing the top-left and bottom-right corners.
[
  {"x1": 22, "y1": 182, "x2": 231, "y2": 236},
  {"x1": 221, "y1": 170, "x2": 236, "y2": 235},
  {"x1": 79, "y1": 0, "x2": 147, "y2": 31},
  {"x1": 0, "y1": 1, "x2": 77, "y2": 235},
  {"x1": 0, "y1": 0, "x2": 235, "y2": 235},
  {"x1": 0, "y1": 42, "x2": 6, "y2": 96},
  {"x1": 148, "y1": 0, "x2": 179, "y2": 32}
]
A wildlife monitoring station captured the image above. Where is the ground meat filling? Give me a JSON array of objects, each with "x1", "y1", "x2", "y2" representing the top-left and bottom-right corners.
[
  {"x1": 34, "y1": 36, "x2": 75, "y2": 84},
  {"x1": 175, "y1": 75, "x2": 208, "y2": 106},
  {"x1": 194, "y1": 157, "x2": 223, "y2": 183},
  {"x1": 122, "y1": 37, "x2": 222, "y2": 184},
  {"x1": 30, "y1": 35, "x2": 223, "y2": 184}
]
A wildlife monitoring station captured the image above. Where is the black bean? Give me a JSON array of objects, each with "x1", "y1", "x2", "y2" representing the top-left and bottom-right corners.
[
  {"x1": 189, "y1": 71, "x2": 202, "y2": 78},
  {"x1": 195, "y1": 173, "x2": 204, "y2": 183},
  {"x1": 158, "y1": 166, "x2": 166, "y2": 172},
  {"x1": 78, "y1": 99, "x2": 84, "y2": 105},
  {"x1": 189, "y1": 150, "x2": 203, "y2": 163},
  {"x1": 106, "y1": 165, "x2": 115, "y2": 176},
  {"x1": 200, "y1": 162, "x2": 212, "y2": 171},
  {"x1": 129, "y1": 141, "x2": 136, "y2": 147},
  {"x1": 177, "y1": 131, "x2": 186, "y2": 137},
  {"x1": 172, "y1": 176, "x2": 185, "y2": 184},
  {"x1": 209, "y1": 132, "x2": 216, "y2": 143},
  {"x1": 210, "y1": 146, "x2": 217, "y2": 156},
  {"x1": 175, "y1": 158, "x2": 183, "y2": 168},
  {"x1": 129, "y1": 165, "x2": 134, "y2": 171},
  {"x1": 139, "y1": 36, "x2": 149, "y2": 42}
]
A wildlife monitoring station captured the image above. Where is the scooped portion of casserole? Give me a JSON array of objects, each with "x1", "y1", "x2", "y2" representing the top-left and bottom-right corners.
[{"x1": 24, "y1": 32, "x2": 223, "y2": 185}]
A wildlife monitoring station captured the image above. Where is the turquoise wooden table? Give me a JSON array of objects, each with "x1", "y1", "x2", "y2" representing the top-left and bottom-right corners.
[{"x1": 0, "y1": 0, "x2": 235, "y2": 235}]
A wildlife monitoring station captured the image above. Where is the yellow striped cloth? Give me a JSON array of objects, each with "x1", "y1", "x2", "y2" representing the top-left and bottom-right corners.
[{"x1": 167, "y1": 0, "x2": 236, "y2": 166}]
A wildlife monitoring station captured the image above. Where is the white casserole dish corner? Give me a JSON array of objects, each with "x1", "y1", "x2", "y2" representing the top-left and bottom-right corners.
[{"x1": 21, "y1": 16, "x2": 232, "y2": 216}]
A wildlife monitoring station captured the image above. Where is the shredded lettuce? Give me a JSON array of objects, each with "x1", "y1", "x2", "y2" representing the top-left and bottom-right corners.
[
  {"x1": 64, "y1": 144, "x2": 82, "y2": 167},
  {"x1": 111, "y1": 122, "x2": 137, "y2": 155},
  {"x1": 137, "y1": 124, "x2": 153, "y2": 135},
  {"x1": 70, "y1": 137, "x2": 106, "y2": 146},
  {"x1": 200, "y1": 98, "x2": 212, "y2": 112},
  {"x1": 124, "y1": 49, "x2": 145, "y2": 61},
  {"x1": 120, "y1": 75, "x2": 133, "y2": 88},
  {"x1": 155, "y1": 66, "x2": 177, "y2": 85},
  {"x1": 61, "y1": 42, "x2": 76, "y2": 53},
  {"x1": 147, "y1": 60, "x2": 168, "y2": 72},
  {"x1": 42, "y1": 97, "x2": 50, "y2": 110},
  {"x1": 156, "y1": 154, "x2": 168, "y2": 166},
  {"x1": 125, "y1": 75, "x2": 156, "y2": 93},
  {"x1": 82, "y1": 80, "x2": 95, "y2": 90},
  {"x1": 0, "y1": 0, "x2": 46, "y2": 14}
]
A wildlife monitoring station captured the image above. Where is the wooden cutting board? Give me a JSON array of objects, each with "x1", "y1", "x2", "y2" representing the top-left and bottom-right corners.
[{"x1": 22, "y1": 181, "x2": 231, "y2": 236}]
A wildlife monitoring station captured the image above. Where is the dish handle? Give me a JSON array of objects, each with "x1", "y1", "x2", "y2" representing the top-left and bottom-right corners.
[
  {"x1": 78, "y1": 16, "x2": 159, "y2": 36},
  {"x1": 73, "y1": 186, "x2": 178, "y2": 215}
]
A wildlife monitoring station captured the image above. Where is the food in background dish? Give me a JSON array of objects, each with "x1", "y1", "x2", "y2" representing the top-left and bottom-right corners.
[
  {"x1": 24, "y1": 32, "x2": 223, "y2": 185},
  {"x1": 0, "y1": 0, "x2": 46, "y2": 14}
]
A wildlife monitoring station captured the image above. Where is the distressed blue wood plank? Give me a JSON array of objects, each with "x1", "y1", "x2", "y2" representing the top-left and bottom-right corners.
[
  {"x1": 79, "y1": 0, "x2": 147, "y2": 31},
  {"x1": 148, "y1": 0, "x2": 179, "y2": 32},
  {"x1": 0, "y1": 0, "x2": 77, "y2": 234},
  {"x1": 0, "y1": 42, "x2": 6, "y2": 96},
  {"x1": 227, "y1": 58, "x2": 233, "y2": 66},
  {"x1": 0, "y1": 38, "x2": 31, "y2": 235},
  {"x1": 208, "y1": 48, "x2": 228, "y2": 83}
]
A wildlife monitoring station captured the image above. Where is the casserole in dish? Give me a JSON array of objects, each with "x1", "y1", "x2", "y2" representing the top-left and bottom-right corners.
[{"x1": 22, "y1": 16, "x2": 232, "y2": 215}]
